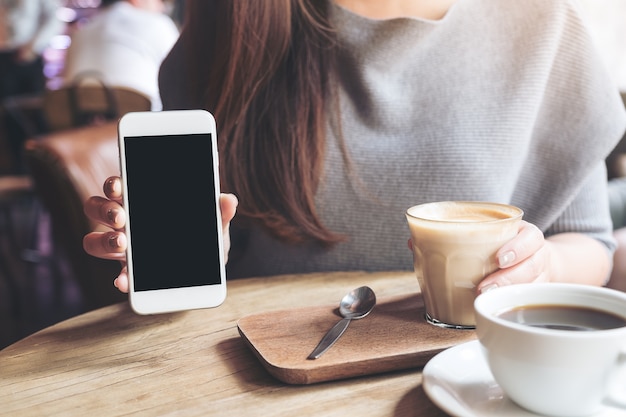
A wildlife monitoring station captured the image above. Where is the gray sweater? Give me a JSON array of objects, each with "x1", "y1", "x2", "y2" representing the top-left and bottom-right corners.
[{"x1": 160, "y1": 0, "x2": 626, "y2": 279}]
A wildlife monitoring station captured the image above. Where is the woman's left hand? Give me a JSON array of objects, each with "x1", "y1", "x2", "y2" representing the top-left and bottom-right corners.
[{"x1": 477, "y1": 220, "x2": 549, "y2": 293}]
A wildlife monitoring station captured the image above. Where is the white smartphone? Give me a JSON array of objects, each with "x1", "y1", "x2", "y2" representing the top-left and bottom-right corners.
[{"x1": 117, "y1": 110, "x2": 226, "y2": 314}]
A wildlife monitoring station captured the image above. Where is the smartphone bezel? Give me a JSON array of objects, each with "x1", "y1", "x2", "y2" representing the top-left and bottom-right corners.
[{"x1": 118, "y1": 110, "x2": 226, "y2": 315}]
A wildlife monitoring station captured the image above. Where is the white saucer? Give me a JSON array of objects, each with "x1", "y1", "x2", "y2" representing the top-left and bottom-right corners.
[{"x1": 422, "y1": 340, "x2": 626, "y2": 417}]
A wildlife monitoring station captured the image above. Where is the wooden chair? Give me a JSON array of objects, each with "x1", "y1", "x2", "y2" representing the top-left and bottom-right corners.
[
  {"x1": 43, "y1": 75, "x2": 151, "y2": 132},
  {"x1": 23, "y1": 122, "x2": 126, "y2": 310}
]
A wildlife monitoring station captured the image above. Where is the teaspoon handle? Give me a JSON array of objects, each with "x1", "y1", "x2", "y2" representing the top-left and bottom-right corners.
[{"x1": 307, "y1": 318, "x2": 351, "y2": 360}]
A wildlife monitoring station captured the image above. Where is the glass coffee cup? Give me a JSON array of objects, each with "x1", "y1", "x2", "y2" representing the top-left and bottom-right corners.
[{"x1": 406, "y1": 201, "x2": 523, "y2": 329}]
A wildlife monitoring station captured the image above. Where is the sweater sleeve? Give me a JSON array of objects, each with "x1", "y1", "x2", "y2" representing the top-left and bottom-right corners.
[
  {"x1": 545, "y1": 162, "x2": 616, "y2": 252},
  {"x1": 509, "y1": 0, "x2": 626, "y2": 251}
]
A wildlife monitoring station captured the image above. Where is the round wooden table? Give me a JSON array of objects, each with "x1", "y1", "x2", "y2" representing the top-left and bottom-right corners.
[{"x1": 1, "y1": 271, "x2": 457, "y2": 416}]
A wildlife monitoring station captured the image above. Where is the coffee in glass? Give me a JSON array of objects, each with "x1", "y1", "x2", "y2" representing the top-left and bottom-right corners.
[{"x1": 406, "y1": 201, "x2": 523, "y2": 328}]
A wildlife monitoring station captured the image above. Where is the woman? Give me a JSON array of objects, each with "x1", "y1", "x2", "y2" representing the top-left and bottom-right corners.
[{"x1": 83, "y1": 0, "x2": 626, "y2": 293}]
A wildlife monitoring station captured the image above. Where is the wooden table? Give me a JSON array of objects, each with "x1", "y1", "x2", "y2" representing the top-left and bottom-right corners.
[{"x1": 1, "y1": 271, "x2": 453, "y2": 417}]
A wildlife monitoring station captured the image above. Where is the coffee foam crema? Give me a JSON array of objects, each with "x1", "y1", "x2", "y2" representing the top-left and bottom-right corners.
[{"x1": 407, "y1": 201, "x2": 518, "y2": 223}]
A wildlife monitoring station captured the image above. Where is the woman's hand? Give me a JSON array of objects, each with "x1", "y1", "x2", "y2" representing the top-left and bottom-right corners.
[
  {"x1": 83, "y1": 176, "x2": 238, "y2": 293},
  {"x1": 477, "y1": 220, "x2": 548, "y2": 293},
  {"x1": 477, "y1": 221, "x2": 611, "y2": 293},
  {"x1": 408, "y1": 220, "x2": 611, "y2": 293}
]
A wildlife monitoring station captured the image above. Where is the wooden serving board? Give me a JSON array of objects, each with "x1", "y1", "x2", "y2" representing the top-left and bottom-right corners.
[{"x1": 237, "y1": 292, "x2": 476, "y2": 384}]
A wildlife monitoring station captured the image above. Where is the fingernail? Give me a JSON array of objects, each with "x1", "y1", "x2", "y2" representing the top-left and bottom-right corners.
[
  {"x1": 480, "y1": 283, "x2": 499, "y2": 293},
  {"x1": 106, "y1": 177, "x2": 119, "y2": 193},
  {"x1": 108, "y1": 234, "x2": 121, "y2": 249},
  {"x1": 107, "y1": 208, "x2": 119, "y2": 224},
  {"x1": 498, "y1": 251, "x2": 515, "y2": 267}
]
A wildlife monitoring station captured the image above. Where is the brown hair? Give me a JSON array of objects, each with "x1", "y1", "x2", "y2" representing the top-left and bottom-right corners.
[{"x1": 180, "y1": 0, "x2": 344, "y2": 246}]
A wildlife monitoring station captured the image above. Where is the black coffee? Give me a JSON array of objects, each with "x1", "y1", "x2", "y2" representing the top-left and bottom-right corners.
[{"x1": 498, "y1": 304, "x2": 626, "y2": 331}]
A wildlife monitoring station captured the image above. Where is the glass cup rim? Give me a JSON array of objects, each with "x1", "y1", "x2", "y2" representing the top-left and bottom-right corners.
[{"x1": 406, "y1": 201, "x2": 524, "y2": 224}]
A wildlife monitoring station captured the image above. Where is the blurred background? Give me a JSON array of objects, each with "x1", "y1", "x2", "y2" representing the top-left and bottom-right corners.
[
  {"x1": 0, "y1": 0, "x2": 182, "y2": 349},
  {"x1": 579, "y1": 0, "x2": 626, "y2": 91}
]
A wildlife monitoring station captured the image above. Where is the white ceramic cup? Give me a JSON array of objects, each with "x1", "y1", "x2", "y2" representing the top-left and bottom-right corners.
[
  {"x1": 406, "y1": 201, "x2": 523, "y2": 329},
  {"x1": 474, "y1": 283, "x2": 626, "y2": 416}
]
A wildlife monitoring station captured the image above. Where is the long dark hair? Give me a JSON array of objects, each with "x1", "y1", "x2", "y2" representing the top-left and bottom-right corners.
[{"x1": 179, "y1": 0, "x2": 344, "y2": 245}]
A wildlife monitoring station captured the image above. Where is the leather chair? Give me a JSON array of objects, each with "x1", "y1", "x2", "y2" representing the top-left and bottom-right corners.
[{"x1": 23, "y1": 122, "x2": 126, "y2": 310}]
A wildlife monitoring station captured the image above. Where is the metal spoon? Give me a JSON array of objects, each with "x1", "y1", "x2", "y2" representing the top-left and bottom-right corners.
[{"x1": 307, "y1": 286, "x2": 377, "y2": 360}]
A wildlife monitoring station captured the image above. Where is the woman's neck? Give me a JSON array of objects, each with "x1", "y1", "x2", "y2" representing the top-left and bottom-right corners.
[{"x1": 333, "y1": 0, "x2": 458, "y2": 20}]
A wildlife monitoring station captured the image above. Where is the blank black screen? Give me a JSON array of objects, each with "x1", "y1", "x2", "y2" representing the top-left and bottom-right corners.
[{"x1": 123, "y1": 133, "x2": 221, "y2": 291}]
